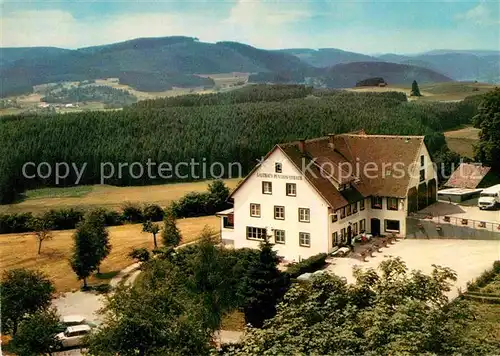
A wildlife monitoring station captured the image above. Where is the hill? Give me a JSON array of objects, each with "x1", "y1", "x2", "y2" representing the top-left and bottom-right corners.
[
  {"x1": 279, "y1": 48, "x2": 378, "y2": 68},
  {"x1": 0, "y1": 37, "x2": 311, "y2": 97},
  {"x1": 0, "y1": 47, "x2": 71, "y2": 67},
  {"x1": 250, "y1": 62, "x2": 452, "y2": 88},
  {"x1": 377, "y1": 52, "x2": 500, "y2": 83}
]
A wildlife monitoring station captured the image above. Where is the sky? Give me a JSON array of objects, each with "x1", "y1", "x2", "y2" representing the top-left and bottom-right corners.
[{"x1": 1, "y1": 0, "x2": 499, "y2": 54}]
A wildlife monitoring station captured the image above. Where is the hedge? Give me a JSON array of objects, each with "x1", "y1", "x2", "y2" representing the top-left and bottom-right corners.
[
  {"x1": 286, "y1": 253, "x2": 328, "y2": 279},
  {"x1": 466, "y1": 260, "x2": 500, "y2": 291}
]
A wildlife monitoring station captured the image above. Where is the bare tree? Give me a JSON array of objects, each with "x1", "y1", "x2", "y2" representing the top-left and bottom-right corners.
[{"x1": 30, "y1": 218, "x2": 53, "y2": 255}]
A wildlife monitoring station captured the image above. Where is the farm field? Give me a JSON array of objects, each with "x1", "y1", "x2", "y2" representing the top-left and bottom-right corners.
[
  {"x1": 444, "y1": 126, "x2": 481, "y2": 158},
  {"x1": 0, "y1": 215, "x2": 219, "y2": 292},
  {"x1": 0, "y1": 179, "x2": 240, "y2": 214}
]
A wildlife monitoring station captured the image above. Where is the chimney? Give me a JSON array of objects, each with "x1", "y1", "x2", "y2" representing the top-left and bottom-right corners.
[
  {"x1": 298, "y1": 139, "x2": 306, "y2": 154},
  {"x1": 328, "y1": 134, "x2": 335, "y2": 150}
]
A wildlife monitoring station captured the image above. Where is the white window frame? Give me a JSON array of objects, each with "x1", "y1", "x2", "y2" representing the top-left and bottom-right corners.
[
  {"x1": 274, "y1": 205, "x2": 285, "y2": 220},
  {"x1": 246, "y1": 226, "x2": 267, "y2": 240},
  {"x1": 299, "y1": 232, "x2": 310, "y2": 247},
  {"x1": 250, "y1": 203, "x2": 261, "y2": 217},
  {"x1": 286, "y1": 183, "x2": 297, "y2": 196},
  {"x1": 262, "y1": 181, "x2": 272, "y2": 195},
  {"x1": 298, "y1": 208, "x2": 310, "y2": 222},
  {"x1": 274, "y1": 229, "x2": 285, "y2": 244}
]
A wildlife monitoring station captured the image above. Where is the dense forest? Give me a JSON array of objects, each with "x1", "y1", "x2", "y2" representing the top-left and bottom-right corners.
[
  {"x1": 41, "y1": 85, "x2": 137, "y2": 107},
  {"x1": 0, "y1": 86, "x2": 482, "y2": 203}
]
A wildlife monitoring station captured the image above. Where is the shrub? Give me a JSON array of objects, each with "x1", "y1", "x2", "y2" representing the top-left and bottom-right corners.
[
  {"x1": 0, "y1": 213, "x2": 34, "y2": 234},
  {"x1": 121, "y1": 202, "x2": 143, "y2": 223},
  {"x1": 167, "y1": 180, "x2": 231, "y2": 218},
  {"x1": 101, "y1": 210, "x2": 123, "y2": 226},
  {"x1": 467, "y1": 260, "x2": 500, "y2": 291},
  {"x1": 142, "y1": 204, "x2": 164, "y2": 222},
  {"x1": 129, "y1": 248, "x2": 150, "y2": 263},
  {"x1": 41, "y1": 208, "x2": 84, "y2": 230},
  {"x1": 286, "y1": 253, "x2": 328, "y2": 279}
]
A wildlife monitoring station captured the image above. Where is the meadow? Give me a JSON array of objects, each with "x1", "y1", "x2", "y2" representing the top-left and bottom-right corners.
[
  {"x1": 0, "y1": 179, "x2": 240, "y2": 214},
  {"x1": 0, "y1": 215, "x2": 219, "y2": 292},
  {"x1": 444, "y1": 126, "x2": 481, "y2": 158}
]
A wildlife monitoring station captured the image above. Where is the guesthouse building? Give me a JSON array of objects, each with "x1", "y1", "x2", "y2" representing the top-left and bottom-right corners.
[{"x1": 217, "y1": 131, "x2": 438, "y2": 261}]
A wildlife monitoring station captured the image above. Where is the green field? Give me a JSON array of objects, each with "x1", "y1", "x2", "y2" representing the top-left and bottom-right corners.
[{"x1": 23, "y1": 185, "x2": 94, "y2": 199}]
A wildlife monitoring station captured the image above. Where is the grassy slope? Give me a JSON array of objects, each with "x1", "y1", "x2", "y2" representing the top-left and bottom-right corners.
[
  {"x1": 0, "y1": 179, "x2": 240, "y2": 214},
  {"x1": 0, "y1": 216, "x2": 219, "y2": 292},
  {"x1": 444, "y1": 126, "x2": 481, "y2": 158}
]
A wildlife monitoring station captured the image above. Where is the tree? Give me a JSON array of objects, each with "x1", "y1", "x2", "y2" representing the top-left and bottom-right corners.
[
  {"x1": 240, "y1": 239, "x2": 290, "y2": 328},
  {"x1": 230, "y1": 257, "x2": 486, "y2": 355},
  {"x1": 142, "y1": 204, "x2": 164, "y2": 221},
  {"x1": 70, "y1": 211, "x2": 111, "y2": 289},
  {"x1": 0, "y1": 269, "x2": 55, "y2": 335},
  {"x1": 142, "y1": 220, "x2": 161, "y2": 248},
  {"x1": 10, "y1": 308, "x2": 61, "y2": 356},
  {"x1": 207, "y1": 179, "x2": 230, "y2": 212},
  {"x1": 30, "y1": 217, "x2": 53, "y2": 254},
  {"x1": 410, "y1": 80, "x2": 421, "y2": 96},
  {"x1": 129, "y1": 247, "x2": 150, "y2": 263},
  {"x1": 473, "y1": 88, "x2": 500, "y2": 171},
  {"x1": 162, "y1": 215, "x2": 182, "y2": 248},
  {"x1": 88, "y1": 265, "x2": 213, "y2": 356}
]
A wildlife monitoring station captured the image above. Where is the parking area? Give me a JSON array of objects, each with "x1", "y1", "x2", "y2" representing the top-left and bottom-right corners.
[
  {"x1": 420, "y1": 202, "x2": 500, "y2": 223},
  {"x1": 326, "y1": 239, "x2": 500, "y2": 299}
]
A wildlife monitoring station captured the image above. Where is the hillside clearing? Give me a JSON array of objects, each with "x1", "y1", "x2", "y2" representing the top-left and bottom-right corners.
[
  {"x1": 444, "y1": 126, "x2": 481, "y2": 158},
  {"x1": 0, "y1": 179, "x2": 240, "y2": 214},
  {"x1": 0, "y1": 216, "x2": 219, "y2": 292},
  {"x1": 347, "y1": 82, "x2": 495, "y2": 102}
]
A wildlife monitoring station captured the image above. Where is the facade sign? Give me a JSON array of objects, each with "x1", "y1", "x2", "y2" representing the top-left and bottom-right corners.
[{"x1": 257, "y1": 172, "x2": 303, "y2": 180}]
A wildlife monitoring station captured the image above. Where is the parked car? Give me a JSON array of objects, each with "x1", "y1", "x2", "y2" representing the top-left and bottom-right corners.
[
  {"x1": 56, "y1": 315, "x2": 97, "y2": 332},
  {"x1": 55, "y1": 324, "x2": 92, "y2": 349},
  {"x1": 478, "y1": 184, "x2": 500, "y2": 210}
]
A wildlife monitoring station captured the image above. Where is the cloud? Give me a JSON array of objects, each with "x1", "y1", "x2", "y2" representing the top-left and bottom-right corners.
[
  {"x1": 0, "y1": 1, "x2": 497, "y2": 52},
  {"x1": 0, "y1": 1, "x2": 312, "y2": 49},
  {"x1": 455, "y1": 2, "x2": 500, "y2": 26}
]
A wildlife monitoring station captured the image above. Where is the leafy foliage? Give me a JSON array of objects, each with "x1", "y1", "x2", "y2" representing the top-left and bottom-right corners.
[
  {"x1": 70, "y1": 210, "x2": 111, "y2": 288},
  {"x1": 129, "y1": 247, "x2": 151, "y2": 263},
  {"x1": 228, "y1": 257, "x2": 486, "y2": 355},
  {"x1": 162, "y1": 216, "x2": 182, "y2": 248},
  {"x1": 0, "y1": 269, "x2": 55, "y2": 335},
  {"x1": 142, "y1": 220, "x2": 161, "y2": 248},
  {"x1": 142, "y1": 204, "x2": 164, "y2": 221},
  {"x1": 241, "y1": 240, "x2": 290, "y2": 328},
  {"x1": 473, "y1": 87, "x2": 500, "y2": 171},
  {"x1": 9, "y1": 308, "x2": 62, "y2": 356},
  {"x1": 286, "y1": 253, "x2": 328, "y2": 279},
  {"x1": 29, "y1": 217, "x2": 53, "y2": 254},
  {"x1": 121, "y1": 202, "x2": 144, "y2": 223}
]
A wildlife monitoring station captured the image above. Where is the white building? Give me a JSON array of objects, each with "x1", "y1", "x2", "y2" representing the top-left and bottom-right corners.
[{"x1": 217, "y1": 131, "x2": 438, "y2": 262}]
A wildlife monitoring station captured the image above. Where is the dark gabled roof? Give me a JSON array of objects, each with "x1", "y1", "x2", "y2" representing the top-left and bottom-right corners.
[
  {"x1": 230, "y1": 131, "x2": 426, "y2": 210},
  {"x1": 445, "y1": 163, "x2": 491, "y2": 189}
]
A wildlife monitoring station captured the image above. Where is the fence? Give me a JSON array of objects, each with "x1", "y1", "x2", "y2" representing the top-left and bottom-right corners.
[{"x1": 406, "y1": 214, "x2": 500, "y2": 240}]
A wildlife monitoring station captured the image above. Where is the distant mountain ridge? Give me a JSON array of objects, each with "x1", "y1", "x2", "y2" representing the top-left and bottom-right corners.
[{"x1": 1, "y1": 36, "x2": 497, "y2": 97}]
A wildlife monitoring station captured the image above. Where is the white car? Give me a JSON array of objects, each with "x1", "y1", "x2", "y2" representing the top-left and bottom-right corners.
[
  {"x1": 56, "y1": 324, "x2": 92, "y2": 349},
  {"x1": 478, "y1": 184, "x2": 500, "y2": 210}
]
